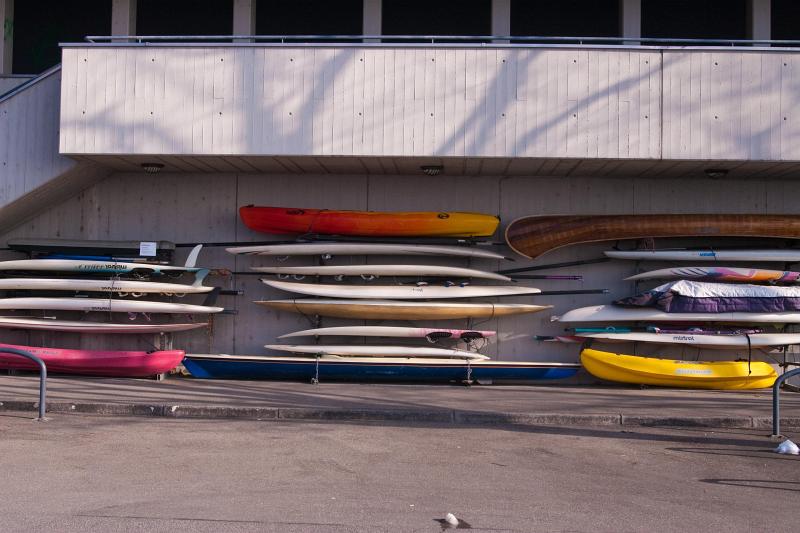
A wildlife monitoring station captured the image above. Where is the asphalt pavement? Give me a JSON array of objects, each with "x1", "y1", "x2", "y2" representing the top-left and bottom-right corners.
[{"x1": 0, "y1": 414, "x2": 797, "y2": 532}]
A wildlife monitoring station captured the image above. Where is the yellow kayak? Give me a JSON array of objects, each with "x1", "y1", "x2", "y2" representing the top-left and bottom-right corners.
[{"x1": 580, "y1": 348, "x2": 778, "y2": 390}]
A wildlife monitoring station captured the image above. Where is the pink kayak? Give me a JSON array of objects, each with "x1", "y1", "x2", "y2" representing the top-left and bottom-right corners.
[{"x1": 0, "y1": 343, "x2": 185, "y2": 377}]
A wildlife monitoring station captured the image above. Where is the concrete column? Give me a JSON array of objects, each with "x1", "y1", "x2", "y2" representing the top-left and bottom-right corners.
[
  {"x1": 491, "y1": 0, "x2": 510, "y2": 43},
  {"x1": 748, "y1": 0, "x2": 771, "y2": 42},
  {"x1": 233, "y1": 0, "x2": 256, "y2": 42},
  {"x1": 0, "y1": 0, "x2": 13, "y2": 74},
  {"x1": 363, "y1": 0, "x2": 381, "y2": 42},
  {"x1": 111, "y1": 0, "x2": 137, "y2": 38},
  {"x1": 620, "y1": 0, "x2": 641, "y2": 43}
]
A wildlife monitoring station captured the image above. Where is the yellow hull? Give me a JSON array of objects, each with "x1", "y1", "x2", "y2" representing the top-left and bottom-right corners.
[{"x1": 580, "y1": 348, "x2": 777, "y2": 390}]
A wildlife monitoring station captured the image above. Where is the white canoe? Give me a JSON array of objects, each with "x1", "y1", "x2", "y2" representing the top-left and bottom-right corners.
[
  {"x1": 258, "y1": 299, "x2": 551, "y2": 320},
  {"x1": 605, "y1": 249, "x2": 800, "y2": 262},
  {"x1": 262, "y1": 279, "x2": 540, "y2": 299},
  {"x1": 0, "y1": 278, "x2": 213, "y2": 294},
  {"x1": 0, "y1": 258, "x2": 203, "y2": 274},
  {"x1": 226, "y1": 242, "x2": 506, "y2": 259},
  {"x1": 0, "y1": 297, "x2": 223, "y2": 314},
  {"x1": 576, "y1": 331, "x2": 800, "y2": 348},
  {"x1": 252, "y1": 264, "x2": 511, "y2": 281},
  {"x1": 278, "y1": 326, "x2": 496, "y2": 339},
  {"x1": 558, "y1": 304, "x2": 800, "y2": 324},
  {"x1": 0, "y1": 316, "x2": 207, "y2": 333},
  {"x1": 264, "y1": 344, "x2": 489, "y2": 360}
]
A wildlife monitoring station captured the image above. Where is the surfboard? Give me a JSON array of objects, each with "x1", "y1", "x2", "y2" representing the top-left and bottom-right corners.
[
  {"x1": 240, "y1": 206, "x2": 500, "y2": 237},
  {"x1": 264, "y1": 344, "x2": 489, "y2": 360},
  {"x1": 575, "y1": 331, "x2": 800, "y2": 348},
  {"x1": 625, "y1": 266, "x2": 800, "y2": 283},
  {"x1": 0, "y1": 278, "x2": 213, "y2": 294},
  {"x1": 557, "y1": 304, "x2": 800, "y2": 323},
  {"x1": 225, "y1": 242, "x2": 506, "y2": 260},
  {"x1": 183, "y1": 354, "x2": 581, "y2": 382},
  {"x1": 580, "y1": 348, "x2": 777, "y2": 389},
  {"x1": 252, "y1": 264, "x2": 511, "y2": 281},
  {"x1": 505, "y1": 214, "x2": 800, "y2": 260},
  {"x1": 0, "y1": 317, "x2": 207, "y2": 333},
  {"x1": 607, "y1": 249, "x2": 800, "y2": 262},
  {"x1": 0, "y1": 297, "x2": 223, "y2": 314},
  {"x1": 278, "y1": 326, "x2": 496, "y2": 339},
  {"x1": 258, "y1": 299, "x2": 552, "y2": 320},
  {"x1": 262, "y1": 279, "x2": 540, "y2": 300}
]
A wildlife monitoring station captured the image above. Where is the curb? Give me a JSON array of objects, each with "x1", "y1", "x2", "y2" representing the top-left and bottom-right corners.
[{"x1": 1, "y1": 400, "x2": 799, "y2": 429}]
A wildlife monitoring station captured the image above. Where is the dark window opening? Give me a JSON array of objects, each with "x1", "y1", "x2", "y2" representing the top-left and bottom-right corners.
[
  {"x1": 510, "y1": 0, "x2": 619, "y2": 44},
  {"x1": 772, "y1": 0, "x2": 800, "y2": 41},
  {"x1": 382, "y1": 0, "x2": 491, "y2": 43},
  {"x1": 256, "y1": 0, "x2": 362, "y2": 42},
  {"x1": 137, "y1": 0, "x2": 233, "y2": 41},
  {"x1": 12, "y1": 0, "x2": 111, "y2": 74},
  {"x1": 642, "y1": 0, "x2": 747, "y2": 45}
]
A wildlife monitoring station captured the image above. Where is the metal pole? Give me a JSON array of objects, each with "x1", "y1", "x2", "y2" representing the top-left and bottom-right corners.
[
  {"x1": 771, "y1": 367, "x2": 800, "y2": 438},
  {"x1": 0, "y1": 348, "x2": 47, "y2": 420}
]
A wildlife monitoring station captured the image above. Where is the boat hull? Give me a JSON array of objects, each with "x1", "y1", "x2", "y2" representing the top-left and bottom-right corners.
[
  {"x1": 606, "y1": 249, "x2": 800, "y2": 262},
  {"x1": 278, "y1": 326, "x2": 496, "y2": 339},
  {"x1": 580, "y1": 348, "x2": 777, "y2": 389},
  {"x1": 258, "y1": 299, "x2": 551, "y2": 320},
  {"x1": 226, "y1": 242, "x2": 506, "y2": 259},
  {"x1": 183, "y1": 354, "x2": 579, "y2": 382},
  {"x1": 0, "y1": 343, "x2": 185, "y2": 377},
  {"x1": 0, "y1": 317, "x2": 207, "y2": 333},
  {"x1": 253, "y1": 264, "x2": 511, "y2": 281},
  {"x1": 262, "y1": 279, "x2": 540, "y2": 299},
  {"x1": 506, "y1": 214, "x2": 800, "y2": 260},
  {"x1": 625, "y1": 266, "x2": 800, "y2": 283},
  {"x1": 240, "y1": 206, "x2": 500, "y2": 237},
  {"x1": 0, "y1": 297, "x2": 223, "y2": 314},
  {"x1": 558, "y1": 304, "x2": 800, "y2": 323},
  {"x1": 576, "y1": 331, "x2": 800, "y2": 348}
]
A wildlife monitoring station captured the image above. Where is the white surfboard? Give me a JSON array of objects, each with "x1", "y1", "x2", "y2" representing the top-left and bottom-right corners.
[
  {"x1": 262, "y1": 279, "x2": 540, "y2": 299},
  {"x1": 0, "y1": 245, "x2": 205, "y2": 275},
  {"x1": 278, "y1": 326, "x2": 496, "y2": 339},
  {"x1": 0, "y1": 297, "x2": 223, "y2": 314},
  {"x1": 557, "y1": 304, "x2": 800, "y2": 324},
  {"x1": 252, "y1": 264, "x2": 511, "y2": 281},
  {"x1": 605, "y1": 249, "x2": 800, "y2": 262},
  {"x1": 226, "y1": 242, "x2": 506, "y2": 260},
  {"x1": 0, "y1": 278, "x2": 213, "y2": 295},
  {"x1": 575, "y1": 331, "x2": 800, "y2": 348},
  {"x1": 0, "y1": 316, "x2": 208, "y2": 333},
  {"x1": 624, "y1": 266, "x2": 800, "y2": 283},
  {"x1": 264, "y1": 344, "x2": 489, "y2": 360}
]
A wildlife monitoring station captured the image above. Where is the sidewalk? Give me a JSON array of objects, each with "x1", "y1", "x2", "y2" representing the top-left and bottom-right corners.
[{"x1": 1, "y1": 374, "x2": 799, "y2": 429}]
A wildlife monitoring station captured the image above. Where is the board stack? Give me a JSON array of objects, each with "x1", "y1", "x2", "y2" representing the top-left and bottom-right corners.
[
  {"x1": 0, "y1": 238, "x2": 226, "y2": 377},
  {"x1": 182, "y1": 205, "x2": 580, "y2": 383}
]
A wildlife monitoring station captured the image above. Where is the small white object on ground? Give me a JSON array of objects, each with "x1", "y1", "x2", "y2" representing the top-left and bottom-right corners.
[
  {"x1": 445, "y1": 513, "x2": 459, "y2": 526},
  {"x1": 775, "y1": 439, "x2": 800, "y2": 455}
]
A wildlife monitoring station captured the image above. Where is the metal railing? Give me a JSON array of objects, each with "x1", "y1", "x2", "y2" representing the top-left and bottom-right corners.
[
  {"x1": 1, "y1": 348, "x2": 47, "y2": 420},
  {"x1": 772, "y1": 366, "x2": 800, "y2": 438},
  {"x1": 77, "y1": 34, "x2": 800, "y2": 48},
  {"x1": 0, "y1": 64, "x2": 61, "y2": 104}
]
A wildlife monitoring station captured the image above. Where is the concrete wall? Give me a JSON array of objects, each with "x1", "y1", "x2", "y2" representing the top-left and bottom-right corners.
[{"x1": 3, "y1": 170, "x2": 800, "y2": 367}]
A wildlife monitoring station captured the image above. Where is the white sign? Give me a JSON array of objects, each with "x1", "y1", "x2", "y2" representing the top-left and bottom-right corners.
[{"x1": 139, "y1": 241, "x2": 157, "y2": 257}]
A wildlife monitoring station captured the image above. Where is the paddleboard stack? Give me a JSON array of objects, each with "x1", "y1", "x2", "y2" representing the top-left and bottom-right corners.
[
  {"x1": 183, "y1": 205, "x2": 577, "y2": 384},
  {"x1": 499, "y1": 213, "x2": 800, "y2": 389},
  {"x1": 0, "y1": 240, "x2": 226, "y2": 377}
]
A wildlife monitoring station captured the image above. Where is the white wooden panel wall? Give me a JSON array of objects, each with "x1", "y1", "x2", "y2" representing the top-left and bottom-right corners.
[
  {"x1": 661, "y1": 50, "x2": 800, "y2": 161},
  {"x1": 59, "y1": 46, "x2": 663, "y2": 159}
]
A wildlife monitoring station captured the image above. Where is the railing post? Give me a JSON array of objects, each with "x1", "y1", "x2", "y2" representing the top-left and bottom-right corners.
[
  {"x1": 771, "y1": 367, "x2": 800, "y2": 438},
  {"x1": 0, "y1": 348, "x2": 47, "y2": 421}
]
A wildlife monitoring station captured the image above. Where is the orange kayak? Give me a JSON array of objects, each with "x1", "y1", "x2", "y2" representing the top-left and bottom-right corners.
[{"x1": 240, "y1": 206, "x2": 500, "y2": 237}]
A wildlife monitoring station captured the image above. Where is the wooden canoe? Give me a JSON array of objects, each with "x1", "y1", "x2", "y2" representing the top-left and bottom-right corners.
[
  {"x1": 257, "y1": 299, "x2": 551, "y2": 320},
  {"x1": 240, "y1": 206, "x2": 500, "y2": 237},
  {"x1": 580, "y1": 348, "x2": 777, "y2": 390},
  {"x1": 505, "y1": 214, "x2": 800, "y2": 260}
]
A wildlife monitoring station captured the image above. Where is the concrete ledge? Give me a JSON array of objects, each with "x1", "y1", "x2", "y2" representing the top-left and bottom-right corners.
[
  {"x1": 621, "y1": 416, "x2": 754, "y2": 428},
  {"x1": 1, "y1": 400, "x2": 798, "y2": 429}
]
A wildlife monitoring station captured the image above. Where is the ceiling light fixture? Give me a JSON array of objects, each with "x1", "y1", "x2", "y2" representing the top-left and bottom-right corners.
[
  {"x1": 141, "y1": 162, "x2": 165, "y2": 174},
  {"x1": 420, "y1": 165, "x2": 443, "y2": 176},
  {"x1": 704, "y1": 168, "x2": 728, "y2": 179}
]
